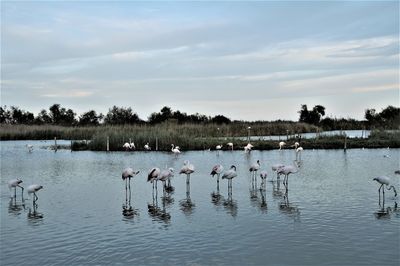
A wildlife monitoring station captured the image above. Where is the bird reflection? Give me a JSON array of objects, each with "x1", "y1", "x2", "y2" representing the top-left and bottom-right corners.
[
  {"x1": 223, "y1": 184, "x2": 238, "y2": 217},
  {"x1": 249, "y1": 178, "x2": 267, "y2": 213},
  {"x1": 271, "y1": 179, "x2": 284, "y2": 199},
  {"x1": 374, "y1": 201, "x2": 398, "y2": 219},
  {"x1": 8, "y1": 197, "x2": 25, "y2": 216},
  {"x1": 211, "y1": 182, "x2": 224, "y2": 207},
  {"x1": 28, "y1": 201, "x2": 43, "y2": 220},
  {"x1": 122, "y1": 185, "x2": 138, "y2": 218},
  {"x1": 148, "y1": 191, "x2": 171, "y2": 223},
  {"x1": 279, "y1": 190, "x2": 300, "y2": 220},
  {"x1": 180, "y1": 180, "x2": 195, "y2": 215}
]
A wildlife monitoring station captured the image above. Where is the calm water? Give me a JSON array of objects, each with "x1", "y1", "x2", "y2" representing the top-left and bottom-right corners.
[
  {"x1": 1, "y1": 141, "x2": 399, "y2": 266},
  {"x1": 240, "y1": 130, "x2": 371, "y2": 141}
]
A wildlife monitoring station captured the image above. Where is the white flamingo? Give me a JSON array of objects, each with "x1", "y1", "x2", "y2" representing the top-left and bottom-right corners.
[
  {"x1": 293, "y1": 142, "x2": 300, "y2": 149},
  {"x1": 210, "y1": 164, "x2": 224, "y2": 189},
  {"x1": 180, "y1": 160, "x2": 195, "y2": 184},
  {"x1": 296, "y1": 146, "x2": 303, "y2": 161},
  {"x1": 260, "y1": 170, "x2": 268, "y2": 188},
  {"x1": 249, "y1": 160, "x2": 260, "y2": 183},
  {"x1": 271, "y1": 164, "x2": 285, "y2": 181},
  {"x1": 277, "y1": 165, "x2": 298, "y2": 188},
  {"x1": 171, "y1": 144, "x2": 180, "y2": 156},
  {"x1": 159, "y1": 168, "x2": 174, "y2": 192},
  {"x1": 244, "y1": 143, "x2": 253, "y2": 153},
  {"x1": 122, "y1": 167, "x2": 140, "y2": 191},
  {"x1": 373, "y1": 176, "x2": 397, "y2": 200},
  {"x1": 129, "y1": 141, "x2": 136, "y2": 150},
  {"x1": 144, "y1": 143, "x2": 151, "y2": 151},
  {"x1": 8, "y1": 178, "x2": 24, "y2": 198},
  {"x1": 27, "y1": 184, "x2": 43, "y2": 203},
  {"x1": 227, "y1": 142, "x2": 234, "y2": 151},
  {"x1": 279, "y1": 141, "x2": 286, "y2": 150},
  {"x1": 148, "y1": 167, "x2": 161, "y2": 192},
  {"x1": 216, "y1": 144, "x2": 222, "y2": 155},
  {"x1": 26, "y1": 144, "x2": 33, "y2": 152},
  {"x1": 123, "y1": 142, "x2": 130, "y2": 151},
  {"x1": 222, "y1": 165, "x2": 237, "y2": 190}
]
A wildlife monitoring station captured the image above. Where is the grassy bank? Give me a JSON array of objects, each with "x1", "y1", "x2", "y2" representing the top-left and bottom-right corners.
[{"x1": 1, "y1": 124, "x2": 399, "y2": 151}]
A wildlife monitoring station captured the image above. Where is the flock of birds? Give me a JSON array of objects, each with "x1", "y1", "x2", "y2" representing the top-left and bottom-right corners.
[{"x1": 9, "y1": 141, "x2": 399, "y2": 218}]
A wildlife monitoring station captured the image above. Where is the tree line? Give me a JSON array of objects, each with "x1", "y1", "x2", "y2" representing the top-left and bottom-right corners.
[{"x1": 0, "y1": 103, "x2": 398, "y2": 129}]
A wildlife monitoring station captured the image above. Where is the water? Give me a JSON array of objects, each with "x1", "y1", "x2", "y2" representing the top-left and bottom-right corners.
[{"x1": 1, "y1": 141, "x2": 399, "y2": 265}]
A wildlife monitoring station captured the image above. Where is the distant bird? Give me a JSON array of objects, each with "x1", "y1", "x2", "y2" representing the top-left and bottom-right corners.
[
  {"x1": 211, "y1": 164, "x2": 224, "y2": 188},
  {"x1": 8, "y1": 178, "x2": 24, "y2": 198},
  {"x1": 171, "y1": 144, "x2": 181, "y2": 156},
  {"x1": 222, "y1": 165, "x2": 237, "y2": 190},
  {"x1": 277, "y1": 165, "x2": 298, "y2": 187},
  {"x1": 271, "y1": 164, "x2": 285, "y2": 181},
  {"x1": 122, "y1": 167, "x2": 140, "y2": 190},
  {"x1": 296, "y1": 147, "x2": 304, "y2": 160},
  {"x1": 293, "y1": 142, "x2": 300, "y2": 149},
  {"x1": 144, "y1": 143, "x2": 151, "y2": 151},
  {"x1": 227, "y1": 142, "x2": 234, "y2": 151},
  {"x1": 244, "y1": 143, "x2": 254, "y2": 153},
  {"x1": 383, "y1": 154, "x2": 390, "y2": 158},
  {"x1": 216, "y1": 144, "x2": 222, "y2": 155},
  {"x1": 260, "y1": 170, "x2": 268, "y2": 188},
  {"x1": 159, "y1": 168, "x2": 174, "y2": 191},
  {"x1": 148, "y1": 167, "x2": 161, "y2": 191},
  {"x1": 129, "y1": 141, "x2": 136, "y2": 150},
  {"x1": 279, "y1": 141, "x2": 286, "y2": 150},
  {"x1": 123, "y1": 142, "x2": 131, "y2": 151},
  {"x1": 27, "y1": 184, "x2": 43, "y2": 203},
  {"x1": 26, "y1": 144, "x2": 33, "y2": 152},
  {"x1": 373, "y1": 176, "x2": 397, "y2": 198},
  {"x1": 249, "y1": 160, "x2": 261, "y2": 182},
  {"x1": 179, "y1": 161, "x2": 194, "y2": 183}
]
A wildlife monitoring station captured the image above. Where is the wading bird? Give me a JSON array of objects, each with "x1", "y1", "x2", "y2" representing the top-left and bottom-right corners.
[
  {"x1": 122, "y1": 168, "x2": 140, "y2": 191},
  {"x1": 129, "y1": 141, "x2": 136, "y2": 150},
  {"x1": 123, "y1": 142, "x2": 131, "y2": 151},
  {"x1": 244, "y1": 143, "x2": 253, "y2": 153},
  {"x1": 180, "y1": 160, "x2": 195, "y2": 183},
  {"x1": 249, "y1": 160, "x2": 260, "y2": 183},
  {"x1": 279, "y1": 141, "x2": 286, "y2": 150},
  {"x1": 26, "y1": 144, "x2": 33, "y2": 152},
  {"x1": 27, "y1": 184, "x2": 43, "y2": 203},
  {"x1": 227, "y1": 142, "x2": 234, "y2": 151},
  {"x1": 293, "y1": 142, "x2": 299, "y2": 149},
  {"x1": 159, "y1": 168, "x2": 174, "y2": 192},
  {"x1": 260, "y1": 171, "x2": 268, "y2": 188},
  {"x1": 171, "y1": 144, "x2": 180, "y2": 157},
  {"x1": 210, "y1": 164, "x2": 224, "y2": 189},
  {"x1": 222, "y1": 165, "x2": 237, "y2": 190},
  {"x1": 373, "y1": 176, "x2": 397, "y2": 201},
  {"x1": 271, "y1": 164, "x2": 285, "y2": 181},
  {"x1": 296, "y1": 147, "x2": 304, "y2": 161},
  {"x1": 148, "y1": 168, "x2": 161, "y2": 192},
  {"x1": 144, "y1": 143, "x2": 151, "y2": 151},
  {"x1": 8, "y1": 178, "x2": 24, "y2": 198},
  {"x1": 277, "y1": 165, "x2": 298, "y2": 188}
]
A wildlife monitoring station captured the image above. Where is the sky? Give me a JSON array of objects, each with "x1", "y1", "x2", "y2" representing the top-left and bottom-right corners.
[{"x1": 1, "y1": 1, "x2": 399, "y2": 121}]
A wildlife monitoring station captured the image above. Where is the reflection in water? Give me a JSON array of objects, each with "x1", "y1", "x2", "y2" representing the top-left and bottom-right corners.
[
  {"x1": 279, "y1": 190, "x2": 300, "y2": 221},
  {"x1": 249, "y1": 177, "x2": 267, "y2": 213},
  {"x1": 28, "y1": 201, "x2": 44, "y2": 221},
  {"x1": 374, "y1": 201, "x2": 398, "y2": 219},
  {"x1": 211, "y1": 182, "x2": 224, "y2": 207},
  {"x1": 223, "y1": 185, "x2": 238, "y2": 217},
  {"x1": 180, "y1": 180, "x2": 195, "y2": 216},
  {"x1": 271, "y1": 180, "x2": 284, "y2": 199},
  {"x1": 8, "y1": 198, "x2": 25, "y2": 216},
  {"x1": 122, "y1": 185, "x2": 138, "y2": 219},
  {"x1": 148, "y1": 190, "x2": 171, "y2": 224}
]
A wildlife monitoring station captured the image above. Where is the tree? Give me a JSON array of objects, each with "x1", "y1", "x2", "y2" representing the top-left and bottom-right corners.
[
  {"x1": 298, "y1": 105, "x2": 309, "y2": 123},
  {"x1": 298, "y1": 104, "x2": 325, "y2": 125},
  {"x1": 35, "y1": 109, "x2": 52, "y2": 124},
  {"x1": 78, "y1": 110, "x2": 104, "y2": 126},
  {"x1": 104, "y1": 106, "x2": 141, "y2": 125},
  {"x1": 211, "y1": 115, "x2": 231, "y2": 124},
  {"x1": 0, "y1": 106, "x2": 11, "y2": 124}
]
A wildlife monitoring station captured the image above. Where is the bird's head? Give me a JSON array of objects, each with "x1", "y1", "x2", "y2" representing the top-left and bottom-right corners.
[
  {"x1": 230, "y1": 165, "x2": 237, "y2": 171},
  {"x1": 169, "y1": 168, "x2": 174, "y2": 173},
  {"x1": 17, "y1": 178, "x2": 23, "y2": 184}
]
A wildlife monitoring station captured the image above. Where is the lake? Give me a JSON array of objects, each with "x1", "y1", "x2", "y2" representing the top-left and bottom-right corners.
[{"x1": 1, "y1": 141, "x2": 399, "y2": 265}]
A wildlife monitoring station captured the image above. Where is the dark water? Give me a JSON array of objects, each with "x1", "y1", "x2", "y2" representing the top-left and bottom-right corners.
[{"x1": 1, "y1": 141, "x2": 399, "y2": 265}]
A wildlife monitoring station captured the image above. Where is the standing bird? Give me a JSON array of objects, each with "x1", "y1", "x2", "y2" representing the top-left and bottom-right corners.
[
  {"x1": 244, "y1": 143, "x2": 254, "y2": 153},
  {"x1": 159, "y1": 168, "x2": 174, "y2": 192},
  {"x1": 293, "y1": 142, "x2": 300, "y2": 149},
  {"x1": 277, "y1": 165, "x2": 298, "y2": 188},
  {"x1": 123, "y1": 142, "x2": 131, "y2": 151},
  {"x1": 279, "y1": 141, "x2": 286, "y2": 150},
  {"x1": 144, "y1": 143, "x2": 151, "y2": 151},
  {"x1": 271, "y1": 164, "x2": 285, "y2": 181},
  {"x1": 296, "y1": 147, "x2": 304, "y2": 161},
  {"x1": 8, "y1": 178, "x2": 24, "y2": 198},
  {"x1": 210, "y1": 164, "x2": 224, "y2": 189},
  {"x1": 171, "y1": 144, "x2": 181, "y2": 157},
  {"x1": 260, "y1": 171, "x2": 268, "y2": 189},
  {"x1": 129, "y1": 141, "x2": 136, "y2": 150},
  {"x1": 227, "y1": 142, "x2": 234, "y2": 151},
  {"x1": 148, "y1": 167, "x2": 161, "y2": 192},
  {"x1": 249, "y1": 160, "x2": 261, "y2": 183},
  {"x1": 222, "y1": 165, "x2": 238, "y2": 191},
  {"x1": 216, "y1": 144, "x2": 222, "y2": 155},
  {"x1": 27, "y1": 184, "x2": 43, "y2": 203},
  {"x1": 26, "y1": 144, "x2": 33, "y2": 152},
  {"x1": 122, "y1": 168, "x2": 140, "y2": 191},
  {"x1": 373, "y1": 176, "x2": 397, "y2": 201},
  {"x1": 180, "y1": 160, "x2": 195, "y2": 183}
]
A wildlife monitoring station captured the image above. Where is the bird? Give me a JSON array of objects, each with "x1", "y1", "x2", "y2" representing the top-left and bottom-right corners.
[
  {"x1": 159, "y1": 168, "x2": 174, "y2": 192},
  {"x1": 148, "y1": 167, "x2": 161, "y2": 191},
  {"x1": 227, "y1": 142, "x2": 234, "y2": 151},
  {"x1": 373, "y1": 176, "x2": 397, "y2": 198},
  {"x1": 26, "y1": 144, "x2": 33, "y2": 152},
  {"x1": 210, "y1": 164, "x2": 224, "y2": 188},
  {"x1": 171, "y1": 144, "x2": 181, "y2": 156},
  {"x1": 260, "y1": 171, "x2": 268, "y2": 188},
  {"x1": 296, "y1": 146, "x2": 304, "y2": 161},
  {"x1": 271, "y1": 164, "x2": 285, "y2": 181},
  {"x1": 395, "y1": 170, "x2": 400, "y2": 175},
  {"x1": 129, "y1": 141, "x2": 136, "y2": 150},
  {"x1": 8, "y1": 178, "x2": 24, "y2": 198},
  {"x1": 123, "y1": 142, "x2": 131, "y2": 151},
  {"x1": 222, "y1": 165, "x2": 237, "y2": 190},
  {"x1": 293, "y1": 142, "x2": 300, "y2": 149},
  {"x1": 180, "y1": 160, "x2": 195, "y2": 184},
  {"x1": 249, "y1": 160, "x2": 261, "y2": 183},
  {"x1": 244, "y1": 143, "x2": 253, "y2": 153},
  {"x1": 27, "y1": 184, "x2": 43, "y2": 203},
  {"x1": 144, "y1": 143, "x2": 151, "y2": 151},
  {"x1": 277, "y1": 165, "x2": 298, "y2": 188},
  {"x1": 279, "y1": 141, "x2": 286, "y2": 150},
  {"x1": 122, "y1": 167, "x2": 140, "y2": 191},
  {"x1": 216, "y1": 144, "x2": 222, "y2": 155}
]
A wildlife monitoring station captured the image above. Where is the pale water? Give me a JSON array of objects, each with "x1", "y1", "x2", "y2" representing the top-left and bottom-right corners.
[{"x1": 1, "y1": 141, "x2": 399, "y2": 265}]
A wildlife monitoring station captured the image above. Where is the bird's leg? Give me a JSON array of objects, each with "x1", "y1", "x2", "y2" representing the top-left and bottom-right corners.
[
  {"x1": 128, "y1": 179, "x2": 132, "y2": 204},
  {"x1": 14, "y1": 187, "x2": 17, "y2": 198}
]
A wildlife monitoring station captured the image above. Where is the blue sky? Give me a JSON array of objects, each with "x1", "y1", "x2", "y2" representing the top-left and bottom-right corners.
[{"x1": 1, "y1": 1, "x2": 399, "y2": 121}]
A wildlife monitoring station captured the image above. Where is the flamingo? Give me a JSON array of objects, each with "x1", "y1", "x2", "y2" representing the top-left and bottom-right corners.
[
  {"x1": 123, "y1": 142, "x2": 130, "y2": 151},
  {"x1": 271, "y1": 164, "x2": 285, "y2": 181},
  {"x1": 26, "y1": 144, "x2": 33, "y2": 152},
  {"x1": 129, "y1": 141, "x2": 136, "y2": 150},
  {"x1": 244, "y1": 143, "x2": 253, "y2": 153},
  {"x1": 144, "y1": 143, "x2": 151, "y2": 151},
  {"x1": 122, "y1": 168, "x2": 140, "y2": 192},
  {"x1": 8, "y1": 178, "x2": 24, "y2": 198},
  {"x1": 148, "y1": 167, "x2": 161, "y2": 192},
  {"x1": 179, "y1": 160, "x2": 195, "y2": 184},
  {"x1": 159, "y1": 168, "x2": 174, "y2": 192},
  {"x1": 277, "y1": 165, "x2": 298, "y2": 188},
  {"x1": 293, "y1": 142, "x2": 299, "y2": 149},
  {"x1": 222, "y1": 165, "x2": 237, "y2": 190},
  {"x1": 216, "y1": 144, "x2": 222, "y2": 155},
  {"x1": 27, "y1": 184, "x2": 43, "y2": 203},
  {"x1": 260, "y1": 171, "x2": 268, "y2": 188},
  {"x1": 210, "y1": 164, "x2": 224, "y2": 189},
  {"x1": 279, "y1": 141, "x2": 286, "y2": 150},
  {"x1": 249, "y1": 160, "x2": 260, "y2": 183},
  {"x1": 227, "y1": 142, "x2": 233, "y2": 151},
  {"x1": 296, "y1": 147, "x2": 304, "y2": 161},
  {"x1": 171, "y1": 144, "x2": 180, "y2": 156},
  {"x1": 373, "y1": 176, "x2": 397, "y2": 201}
]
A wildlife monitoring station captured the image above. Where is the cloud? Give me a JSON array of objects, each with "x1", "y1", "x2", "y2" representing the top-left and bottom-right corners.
[{"x1": 41, "y1": 90, "x2": 93, "y2": 98}]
